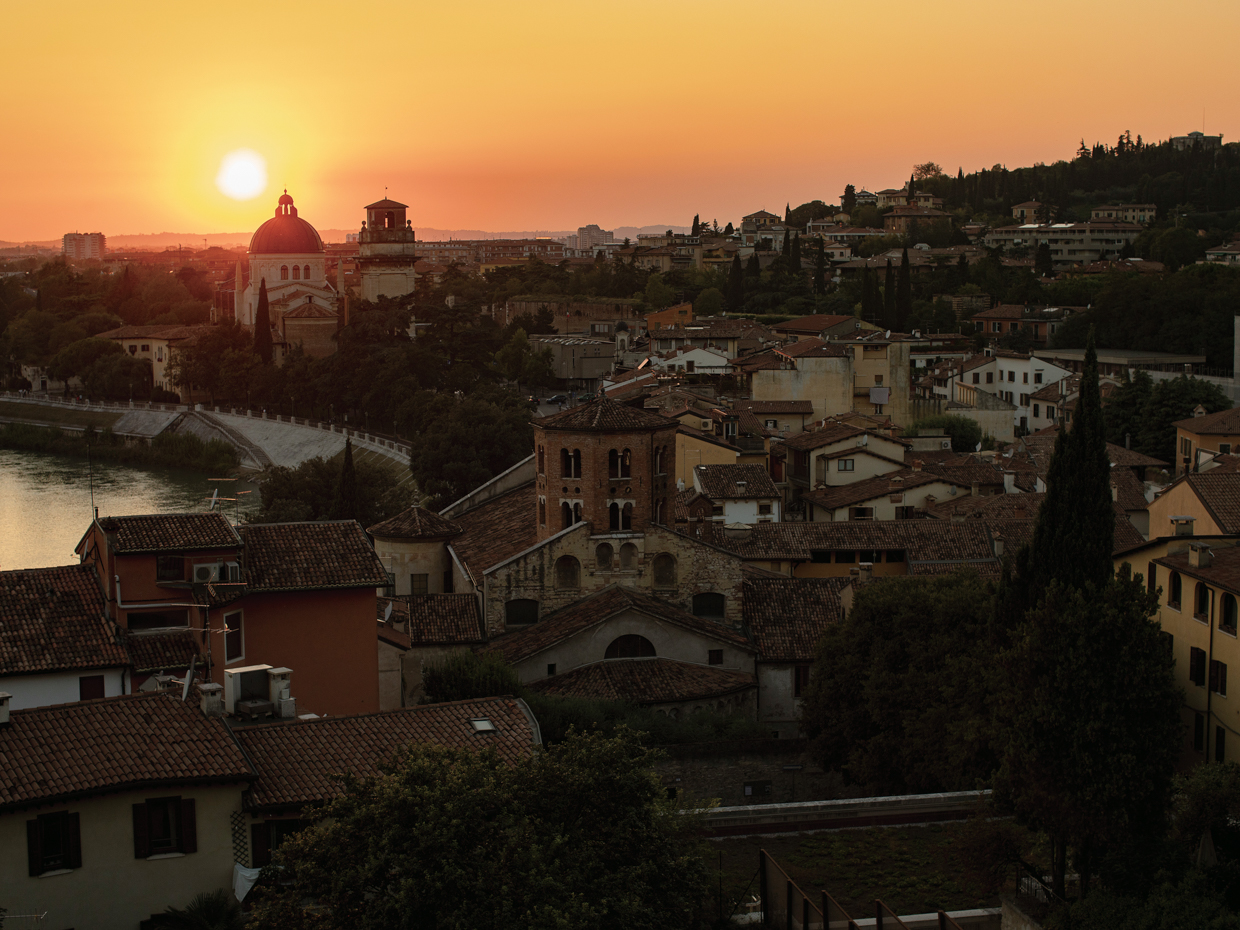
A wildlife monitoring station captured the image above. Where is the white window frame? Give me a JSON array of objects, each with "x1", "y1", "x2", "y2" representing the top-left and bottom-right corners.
[{"x1": 224, "y1": 610, "x2": 244, "y2": 664}]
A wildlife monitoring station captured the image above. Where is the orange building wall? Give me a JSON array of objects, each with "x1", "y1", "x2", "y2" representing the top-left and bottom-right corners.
[{"x1": 207, "y1": 588, "x2": 380, "y2": 718}]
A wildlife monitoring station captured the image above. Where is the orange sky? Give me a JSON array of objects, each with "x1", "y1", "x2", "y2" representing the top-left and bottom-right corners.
[{"x1": 3, "y1": 0, "x2": 1237, "y2": 241}]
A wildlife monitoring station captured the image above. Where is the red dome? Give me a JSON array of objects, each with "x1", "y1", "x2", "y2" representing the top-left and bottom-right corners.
[{"x1": 249, "y1": 192, "x2": 324, "y2": 255}]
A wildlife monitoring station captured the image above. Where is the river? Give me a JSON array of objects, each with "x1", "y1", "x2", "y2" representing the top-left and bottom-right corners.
[{"x1": 0, "y1": 449, "x2": 258, "y2": 571}]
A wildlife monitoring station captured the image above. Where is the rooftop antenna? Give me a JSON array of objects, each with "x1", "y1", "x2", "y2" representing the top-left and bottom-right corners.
[{"x1": 88, "y1": 445, "x2": 96, "y2": 520}]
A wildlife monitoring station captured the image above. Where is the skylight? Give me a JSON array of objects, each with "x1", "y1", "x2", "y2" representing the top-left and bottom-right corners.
[{"x1": 470, "y1": 718, "x2": 497, "y2": 732}]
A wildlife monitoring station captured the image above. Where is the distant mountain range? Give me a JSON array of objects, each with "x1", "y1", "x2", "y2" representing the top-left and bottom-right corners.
[{"x1": 0, "y1": 224, "x2": 690, "y2": 253}]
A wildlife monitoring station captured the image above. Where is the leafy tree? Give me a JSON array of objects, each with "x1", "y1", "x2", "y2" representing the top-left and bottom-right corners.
[
  {"x1": 693, "y1": 287, "x2": 724, "y2": 316},
  {"x1": 722, "y1": 222, "x2": 734, "y2": 236},
  {"x1": 883, "y1": 259, "x2": 895, "y2": 327},
  {"x1": 246, "y1": 729, "x2": 714, "y2": 930},
  {"x1": 81, "y1": 353, "x2": 153, "y2": 400},
  {"x1": 1102, "y1": 368, "x2": 1153, "y2": 453},
  {"x1": 896, "y1": 248, "x2": 912, "y2": 330},
  {"x1": 422, "y1": 651, "x2": 523, "y2": 703},
  {"x1": 495, "y1": 328, "x2": 532, "y2": 384},
  {"x1": 644, "y1": 273, "x2": 675, "y2": 309},
  {"x1": 745, "y1": 253, "x2": 760, "y2": 278},
  {"x1": 248, "y1": 454, "x2": 415, "y2": 527},
  {"x1": 47, "y1": 337, "x2": 122, "y2": 384},
  {"x1": 409, "y1": 387, "x2": 535, "y2": 509},
  {"x1": 801, "y1": 572, "x2": 997, "y2": 795},
  {"x1": 690, "y1": 214, "x2": 700, "y2": 236},
  {"x1": 1035, "y1": 242, "x2": 1053, "y2": 277},
  {"x1": 906, "y1": 414, "x2": 982, "y2": 452},
  {"x1": 521, "y1": 346, "x2": 555, "y2": 391},
  {"x1": 842, "y1": 184, "x2": 857, "y2": 214},
  {"x1": 1135, "y1": 375, "x2": 1233, "y2": 465},
  {"x1": 253, "y1": 278, "x2": 273, "y2": 364},
  {"x1": 913, "y1": 162, "x2": 944, "y2": 180},
  {"x1": 812, "y1": 238, "x2": 826, "y2": 296}
]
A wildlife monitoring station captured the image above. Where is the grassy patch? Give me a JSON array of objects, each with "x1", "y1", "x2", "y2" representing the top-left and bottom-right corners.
[
  {"x1": 0, "y1": 400, "x2": 121, "y2": 429},
  {"x1": 711, "y1": 820, "x2": 1029, "y2": 920}
]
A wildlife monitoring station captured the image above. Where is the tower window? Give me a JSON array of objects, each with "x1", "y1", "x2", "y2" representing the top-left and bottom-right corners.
[{"x1": 280, "y1": 265, "x2": 289, "y2": 281}]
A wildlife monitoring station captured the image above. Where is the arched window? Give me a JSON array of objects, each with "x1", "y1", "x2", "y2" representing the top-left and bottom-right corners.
[
  {"x1": 620, "y1": 542, "x2": 638, "y2": 570},
  {"x1": 538, "y1": 498, "x2": 546, "y2": 526},
  {"x1": 1169, "y1": 571, "x2": 1182, "y2": 609},
  {"x1": 621, "y1": 502, "x2": 633, "y2": 531},
  {"x1": 609, "y1": 448, "x2": 620, "y2": 479},
  {"x1": 1223, "y1": 594, "x2": 1238, "y2": 634},
  {"x1": 555, "y1": 555, "x2": 580, "y2": 589},
  {"x1": 1196, "y1": 582, "x2": 1211, "y2": 620},
  {"x1": 562, "y1": 502, "x2": 573, "y2": 530},
  {"x1": 292, "y1": 265, "x2": 301, "y2": 280},
  {"x1": 280, "y1": 265, "x2": 289, "y2": 280},
  {"x1": 505, "y1": 599, "x2": 539, "y2": 626},
  {"x1": 605, "y1": 634, "x2": 655, "y2": 659},
  {"x1": 571, "y1": 449, "x2": 582, "y2": 478},
  {"x1": 652, "y1": 553, "x2": 677, "y2": 587},
  {"x1": 573, "y1": 502, "x2": 583, "y2": 524},
  {"x1": 609, "y1": 502, "x2": 620, "y2": 531},
  {"x1": 692, "y1": 592, "x2": 726, "y2": 620},
  {"x1": 561, "y1": 448, "x2": 581, "y2": 478},
  {"x1": 655, "y1": 500, "x2": 666, "y2": 524},
  {"x1": 654, "y1": 446, "x2": 663, "y2": 475},
  {"x1": 596, "y1": 543, "x2": 614, "y2": 571},
  {"x1": 303, "y1": 264, "x2": 311, "y2": 279},
  {"x1": 620, "y1": 448, "x2": 631, "y2": 478}
]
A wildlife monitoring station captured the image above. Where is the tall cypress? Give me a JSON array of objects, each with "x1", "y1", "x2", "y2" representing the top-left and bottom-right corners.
[
  {"x1": 790, "y1": 234, "x2": 802, "y2": 272},
  {"x1": 745, "y1": 253, "x2": 761, "y2": 278},
  {"x1": 781, "y1": 233, "x2": 791, "y2": 259},
  {"x1": 883, "y1": 259, "x2": 895, "y2": 327},
  {"x1": 895, "y1": 248, "x2": 912, "y2": 331},
  {"x1": 727, "y1": 255, "x2": 745, "y2": 310},
  {"x1": 254, "y1": 278, "x2": 273, "y2": 364},
  {"x1": 691, "y1": 214, "x2": 701, "y2": 237},
  {"x1": 813, "y1": 238, "x2": 826, "y2": 296},
  {"x1": 332, "y1": 437, "x2": 363, "y2": 521}
]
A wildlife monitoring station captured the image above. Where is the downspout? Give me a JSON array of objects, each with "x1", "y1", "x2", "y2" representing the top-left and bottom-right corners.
[{"x1": 1207, "y1": 586, "x2": 1216, "y2": 761}]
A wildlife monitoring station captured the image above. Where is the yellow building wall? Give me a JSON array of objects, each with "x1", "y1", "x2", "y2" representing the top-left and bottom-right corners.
[
  {"x1": 675, "y1": 432, "x2": 736, "y2": 487},
  {"x1": 1147, "y1": 483, "x2": 1225, "y2": 537},
  {"x1": 0, "y1": 785, "x2": 244, "y2": 930}
]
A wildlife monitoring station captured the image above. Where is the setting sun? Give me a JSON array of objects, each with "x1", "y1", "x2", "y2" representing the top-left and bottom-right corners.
[{"x1": 215, "y1": 149, "x2": 267, "y2": 201}]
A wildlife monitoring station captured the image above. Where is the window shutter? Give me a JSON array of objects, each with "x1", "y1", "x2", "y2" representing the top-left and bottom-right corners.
[
  {"x1": 133, "y1": 803, "x2": 150, "y2": 858},
  {"x1": 180, "y1": 798, "x2": 197, "y2": 854},
  {"x1": 251, "y1": 822, "x2": 271, "y2": 868},
  {"x1": 66, "y1": 812, "x2": 82, "y2": 869},
  {"x1": 1220, "y1": 663, "x2": 1228, "y2": 696},
  {"x1": 27, "y1": 819, "x2": 42, "y2": 876},
  {"x1": 1210, "y1": 660, "x2": 1219, "y2": 693}
]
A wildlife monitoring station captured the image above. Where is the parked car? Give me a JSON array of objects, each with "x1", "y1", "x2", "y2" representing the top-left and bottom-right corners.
[
  {"x1": 546, "y1": 394, "x2": 567, "y2": 404},
  {"x1": 578, "y1": 393, "x2": 596, "y2": 403}
]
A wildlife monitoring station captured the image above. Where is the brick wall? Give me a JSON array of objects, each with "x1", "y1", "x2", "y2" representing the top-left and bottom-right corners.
[{"x1": 653, "y1": 739, "x2": 843, "y2": 806}]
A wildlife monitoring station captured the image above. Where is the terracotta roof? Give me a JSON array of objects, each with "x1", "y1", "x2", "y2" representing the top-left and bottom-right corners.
[
  {"x1": 367, "y1": 506, "x2": 462, "y2": 540},
  {"x1": 483, "y1": 585, "x2": 753, "y2": 665},
  {"x1": 238, "y1": 521, "x2": 390, "y2": 591},
  {"x1": 926, "y1": 492, "x2": 1147, "y2": 555},
  {"x1": 448, "y1": 483, "x2": 539, "y2": 585},
  {"x1": 535, "y1": 395, "x2": 677, "y2": 432},
  {"x1": 1180, "y1": 473, "x2": 1240, "y2": 534},
  {"x1": 694, "y1": 464, "x2": 779, "y2": 500},
  {"x1": 0, "y1": 564, "x2": 124, "y2": 676},
  {"x1": 1154, "y1": 546, "x2": 1240, "y2": 597},
  {"x1": 971, "y1": 304, "x2": 1025, "y2": 320},
  {"x1": 743, "y1": 577, "x2": 850, "y2": 662},
  {"x1": 686, "y1": 520, "x2": 999, "y2": 566},
  {"x1": 405, "y1": 594, "x2": 485, "y2": 644},
  {"x1": 528, "y1": 658, "x2": 755, "y2": 704},
  {"x1": 0, "y1": 693, "x2": 252, "y2": 811},
  {"x1": 1106, "y1": 443, "x2": 1168, "y2": 469},
  {"x1": 772, "y1": 314, "x2": 858, "y2": 334},
  {"x1": 1173, "y1": 407, "x2": 1240, "y2": 436},
  {"x1": 1111, "y1": 467, "x2": 1150, "y2": 512},
  {"x1": 235, "y1": 696, "x2": 539, "y2": 811},
  {"x1": 95, "y1": 513, "x2": 240, "y2": 554},
  {"x1": 781, "y1": 423, "x2": 867, "y2": 451},
  {"x1": 124, "y1": 630, "x2": 203, "y2": 673},
  {"x1": 802, "y1": 469, "x2": 966, "y2": 511},
  {"x1": 736, "y1": 400, "x2": 815, "y2": 416}
]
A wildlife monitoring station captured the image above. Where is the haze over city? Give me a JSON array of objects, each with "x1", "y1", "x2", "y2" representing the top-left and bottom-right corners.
[{"x1": 3, "y1": 0, "x2": 1237, "y2": 241}]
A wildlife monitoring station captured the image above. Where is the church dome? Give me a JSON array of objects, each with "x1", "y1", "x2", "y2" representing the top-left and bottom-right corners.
[{"x1": 249, "y1": 191, "x2": 324, "y2": 255}]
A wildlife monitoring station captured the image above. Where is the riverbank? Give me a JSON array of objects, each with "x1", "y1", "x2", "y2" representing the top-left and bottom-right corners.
[{"x1": 0, "y1": 422, "x2": 240, "y2": 475}]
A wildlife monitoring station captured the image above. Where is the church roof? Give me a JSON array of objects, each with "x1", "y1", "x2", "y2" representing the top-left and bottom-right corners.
[
  {"x1": 250, "y1": 192, "x2": 324, "y2": 255},
  {"x1": 368, "y1": 506, "x2": 462, "y2": 540},
  {"x1": 365, "y1": 198, "x2": 408, "y2": 210},
  {"x1": 535, "y1": 395, "x2": 676, "y2": 432},
  {"x1": 528, "y1": 658, "x2": 755, "y2": 705}
]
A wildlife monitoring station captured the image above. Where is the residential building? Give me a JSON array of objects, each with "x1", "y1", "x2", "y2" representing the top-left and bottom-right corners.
[
  {"x1": 801, "y1": 467, "x2": 976, "y2": 522},
  {"x1": 1011, "y1": 201, "x2": 1043, "y2": 223},
  {"x1": 1090, "y1": 203, "x2": 1157, "y2": 224},
  {"x1": 954, "y1": 351, "x2": 1071, "y2": 433},
  {"x1": 692, "y1": 464, "x2": 781, "y2": 524},
  {"x1": 772, "y1": 314, "x2": 878, "y2": 342},
  {"x1": 529, "y1": 334, "x2": 614, "y2": 389},
  {"x1": 577, "y1": 224, "x2": 616, "y2": 252},
  {"x1": 780, "y1": 423, "x2": 909, "y2": 495},
  {"x1": 1171, "y1": 131, "x2": 1223, "y2": 152},
  {"x1": 652, "y1": 345, "x2": 730, "y2": 375},
  {"x1": 883, "y1": 204, "x2": 951, "y2": 235},
  {"x1": 62, "y1": 232, "x2": 106, "y2": 261},
  {"x1": 675, "y1": 424, "x2": 740, "y2": 488},
  {"x1": 93, "y1": 324, "x2": 215, "y2": 398},
  {"x1": 1204, "y1": 242, "x2": 1240, "y2": 266},
  {"x1": 1148, "y1": 473, "x2": 1240, "y2": 537},
  {"x1": 735, "y1": 400, "x2": 815, "y2": 436},
  {"x1": 368, "y1": 507, "x2": 462, "y2": 596},
  {"x1": 1173, "y1": 406, "x2": 1240, "y2": 475},
  {"x1": 646, "y1": 301, "x2": 693, "y2": 331},
  {"x1": 983, "y1": 222, "x2": 1142, "y2": 263},
  {"x1": 971, "y1": 305, "x2": 1076, "y2": 347}
]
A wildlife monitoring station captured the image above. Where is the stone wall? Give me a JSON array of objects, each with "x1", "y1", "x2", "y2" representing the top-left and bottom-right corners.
[{"x1": 653, "y1": 739, "x2": 842, "y2": 806}]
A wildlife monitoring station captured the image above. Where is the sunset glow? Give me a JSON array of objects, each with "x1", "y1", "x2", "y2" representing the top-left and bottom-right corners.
[
  {"x1": 215, "y1": 150, "x2": 268, "y2": 201},
  {"x1": 1, "y1": 0, "x2": 1237, "y2": 240}
]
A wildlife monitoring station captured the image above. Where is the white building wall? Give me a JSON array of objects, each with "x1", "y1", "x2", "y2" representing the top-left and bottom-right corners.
[{"x1": 2, "y1": 668, "x2": 126, "y2": 710}]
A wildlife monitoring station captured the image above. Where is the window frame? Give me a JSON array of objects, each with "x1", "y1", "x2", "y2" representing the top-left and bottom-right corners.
[
  {"x1": 409, "y1": 573, "x2": 429, "y2": 596},
  {"x1": 133, "y1": 796, "x2": 196, "y2": 859},
  {"x1": 27, "y1": 811, "x2": 82, "y2": 876},
  {"x1": 224, "y1": 610, "x2": 244, "y2": 663}
]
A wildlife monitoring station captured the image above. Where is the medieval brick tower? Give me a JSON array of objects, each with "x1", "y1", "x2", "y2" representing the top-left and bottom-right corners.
[{"x1": 533, "y1": 396, "x2": 678, "y2": 542}]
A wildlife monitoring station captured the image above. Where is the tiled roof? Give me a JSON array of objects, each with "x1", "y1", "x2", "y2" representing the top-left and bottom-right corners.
[
  {"x1": 1106, "y1": 443, "x2": 1168, "y2": 469},
  {"x1": 926, "y1": 492, "x2": 1148, "y2": 555},
  {"x1": 0, "y1": 693, "x2": 252, "y2": 811},
  {"x1": 736, "y1": 400, "x2": 815, "y2": 415},
  {"x1": 0, "y1": 564, "x2": 125, "y2": 676},
  {"x1": 235, "y1": 696, "x2": 539, "y2": 811},
  {"x1": 1183, "y1": 473, "x2": 1240, "y2": 534},
  {"x1": 686, "y1": 520, "x2": 999, "y2": 566},
  {"x1": 772, "y1": 314, "x2": 857, "y2": 334},
  {"x1": 405, "y1": 594, "x2": 485, "y2": 644},
  {"x1": 95, "y1": 513, "x2": 241, "y2": 554},
  {"x1": 1154, "y1": 546, "x2": 1240, "y2": 597},
  {"x1": 281, "y1": 302, "x2": 337, "y2": 319},
  {"x1": 535, "y1": 396, "x2": 676, "y2": 432},
  {"x1": 743, "y1": 577, "x2": 850, "y2": 662},
  {"x1": 971, "y1": 304, "x2": 1025, "y2": 320},
  {"x1": 1111, "y1": 467, "x2": 1150, "y2": 512},
  {"x1": 694, "y1": 464, "x2": 779, "y2": 500},
  {"x1": 802, "y1": 469, "x2": 964, "y2": 511},
  {"x1": 1173, "y1": 407, "x2": 1240, "y2": 436},
  {"x1": 238, "y1": 521, "x2": 390, "y2": 592},
  {"x1": 781, "y1": 423, "x2": 866, "y2": 451},
  {"x1": 483, "y1": 585, "x2": 753, "y2": 665},
  {"x1": 677, "y1": 423, "x2": 743, "y2": 452},
  {"x1": 923, "y1": 461, "x2": 1006, "y2": 486},
  {"x1": 367, "y1": 506, "x2": 462, "y2": 540},
  {"x1": 449, "y1": 483, "x2": 539, "y2": 585},
  {"x1": 528, "y1": 658, "x2": 755, "y2": 704},
  {"x1": 124, "y1": 630, "x2": 203, "y2": 673}
]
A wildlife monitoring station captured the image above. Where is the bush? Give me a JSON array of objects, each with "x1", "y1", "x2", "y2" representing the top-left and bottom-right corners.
[{"x1": 906, "y1": 414, "x2": 983, "y2": 452}]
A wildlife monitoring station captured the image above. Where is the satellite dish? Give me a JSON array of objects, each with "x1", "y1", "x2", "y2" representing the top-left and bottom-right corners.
[
  {"x1": 181, "y1": 656, "x2": 197, "y2": 702},
  {"x1": 209, "y1": 488, "x2": 218, "y2": 510},
  {"x1": 383, "y1": 601, "x2": 394, "y2": 622},
  {"x1": 885, "y1": 330, "x2": 891, "y2": 338},
  {"x1": 975, "y1": 442, "x2": 982, "y2": 452}
]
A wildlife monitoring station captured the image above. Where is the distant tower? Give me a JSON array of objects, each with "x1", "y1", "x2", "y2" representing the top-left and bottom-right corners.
[{"x1": 358, "y1": 198, "x2": 418, "y2": 302}]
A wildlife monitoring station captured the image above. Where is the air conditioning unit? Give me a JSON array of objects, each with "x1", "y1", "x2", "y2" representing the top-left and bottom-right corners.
[
  {"x1": 192, "y1": 563, "x2": 220, "y2": 583},
  {"x1": 224, "y1": 664, "x2": 274, "y2": 718},
  {"x1": 941, "y1": 440, "x2": 952, "y2": 450}
]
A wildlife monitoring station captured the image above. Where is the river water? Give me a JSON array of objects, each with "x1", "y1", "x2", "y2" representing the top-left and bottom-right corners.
[{"x1": 0, "y1": 449, "x2": 258, "y2": 571}]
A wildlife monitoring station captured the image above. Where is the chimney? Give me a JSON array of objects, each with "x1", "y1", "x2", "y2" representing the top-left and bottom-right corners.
[
  {"x1": 1014, "y1": 504, "x2": 1027, "y2": 520},
  {"x1": 1110, "y1": 482, "x2": 1118, "y2": 502},
  {"x1": 1189, "y1": 542, "x2": 1214, "y2": 568},
  {"x1": 268, "y1": 667, "x2": 296, "y2": 718},
  {"x1": 992, "y1": 534, "x2": 1005, "y2": 558},
  {"x1": 1194, "y1": 404, "x2": 1206, "y2": 418},
  {"x1": 0, "y1": 691, "x2": 10, "y2": 726},
  {"x1": 971, "y1": 482, "x2": 980, "y2": 497},
  {"x1": 199, "y1": 682, "x2": 224, "y2": 717},
  {"x1": 1172, "y1": 515, "x2": 1196, "y2": 537},
  {"x1": 1125, "y1": 432, "x2": 1131, "y2": 450},
  {"x1": 951, "y1": 509, "x2": 966, "y2": 523},
  {"x1": 911, "y1": 460, "x2": 923, "y2": 472},
  {"x1": 1060, "y1": 379, "x2": 1066, "y2": 396},
  {"x1": 850, "y1": 563, "x2": 873, "y2": 585}
]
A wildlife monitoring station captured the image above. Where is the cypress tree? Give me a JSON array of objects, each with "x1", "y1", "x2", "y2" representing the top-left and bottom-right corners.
[
  {"x1": 781, "y1": 233, "x2": 791, "y2": 259},
  {"x1": 813, "y1": 238, "x2": 826, "y2": 296},
  {"x1": 883, "y1": 259, "x2": 895, "y2": 326},
  {"x1": 790, "y1": 234, "x2": 802, "y2": 272},
  {"x1": 956, "y1": 252, "x2": 969, "y2": 288},
  {"x1": 727, "y1": 255, "x2": 745, "y2": 310},
  {"x1": 745, "y1": 253, "x2": 761, "y2": 278},
  {"x1": 254, "y1": 278, "x2": 273, "y2": 364},
  {"x1": 332, "y1": 437, "x2": 363, "y2": 521},
  {"x1": 895, "y1": 248, "x2": 912, "y2": 331},
  {"x1": 691, "y1": 214, "x2": 701, "y2": 237}
]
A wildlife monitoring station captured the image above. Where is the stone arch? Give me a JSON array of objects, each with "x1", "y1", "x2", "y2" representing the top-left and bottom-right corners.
[
  {"x1": 609, "y1": 502, "x2": 620, "y2": 531},
  {"x1": 280, "y1": 265, "x2": 289, "y2": 280},
  {"x1": 652, "y1": 552, "x2": 677, "y2": 587},
  {"x1": 292, "y1": 265, "x2": 301, "y2": 280},
  {"x1": 619, "y1": 542, "x2": 638, "y2": 570},
  {"x1": 596, "y1": 543, "x2": 614, "y2": 571},
  {"x1": 555, "y1": 555, "x2": 581, "y2": 589},
  {"x1": 605, "y1": 634, "x2": 655, "y2": 659},
  {"x1": 692, "y1": 592, "x2": 726, "y2": 619},
  {"x1": 303, "y1": 264, "x2": 311, "y2": 279}
]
